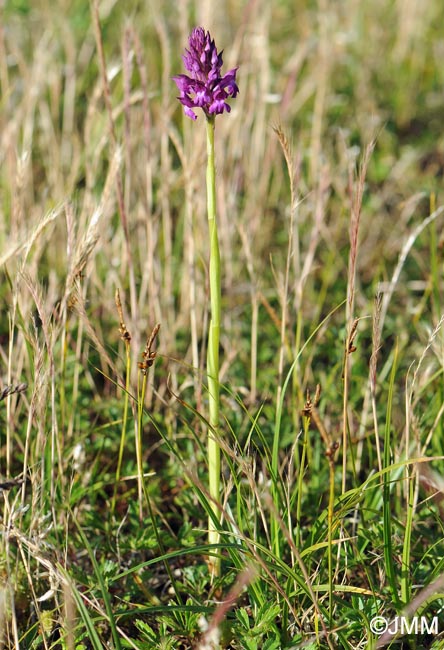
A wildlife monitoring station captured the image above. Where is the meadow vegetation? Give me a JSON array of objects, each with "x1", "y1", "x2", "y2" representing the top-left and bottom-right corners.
[{"x1": 1, "y1": 0, "x2": 444, "y2": 648}]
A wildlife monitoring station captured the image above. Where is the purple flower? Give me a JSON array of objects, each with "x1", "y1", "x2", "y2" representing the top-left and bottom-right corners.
[{"x1": 173, "y1": 27, "x2": 239, "y2": 120}]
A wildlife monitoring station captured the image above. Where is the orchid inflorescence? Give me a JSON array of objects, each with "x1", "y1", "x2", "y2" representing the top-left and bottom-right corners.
[{"x1": 173, "y1": 27, "x2": 239, "y2": 120}]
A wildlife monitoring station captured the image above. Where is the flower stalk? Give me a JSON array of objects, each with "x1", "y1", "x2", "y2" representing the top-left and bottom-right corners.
[{"x1": 205, "y1": 115, "x2": 221, "y2": 577}]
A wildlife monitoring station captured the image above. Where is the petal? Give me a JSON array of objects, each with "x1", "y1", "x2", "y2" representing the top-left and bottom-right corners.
[
  {"x1": 184, "y1": 106, "x2": 197, "y2": 120},
  {"x1": 220, "y1": 69, "x2": 239, "y2": 96},
  {"x1": 172, "y1": 74, "x2": 193, "y2": 92},
  {"x1": 179, "y1": 94, "x2": 197, "y2": 108},
  {"x1": 209, "y1": 98, "x2": 229, "y2": 114},
  {"x1": 194, "y1": 88, "x2": 211, "y2": 106}
]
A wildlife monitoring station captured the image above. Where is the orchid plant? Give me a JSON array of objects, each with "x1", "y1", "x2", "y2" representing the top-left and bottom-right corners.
[{"x1": 174, "y1": 27, "x2": 238, "y2": 578}]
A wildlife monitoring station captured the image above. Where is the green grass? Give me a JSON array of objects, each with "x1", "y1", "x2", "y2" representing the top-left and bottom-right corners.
[{"x1": 1, "y1": 0, "x2": 444, "y2": 648}]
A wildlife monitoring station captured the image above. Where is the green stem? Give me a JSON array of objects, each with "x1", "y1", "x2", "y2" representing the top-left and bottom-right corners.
[
  {"x1": 383, "y1": 342, "x2": 401, "y2": 609},
  {"x1": 136, "y1": 369, "x2": 147, "y2": 522},
  {"x1": 295, "y1": 415, "x2": 310, "y2": 547},
  {"x1": 111, "y1": 338, "x2": 131, "y2": 517},
  {"x1": 206, "y1": 115, "x2": 221, "y2": 577},
  {"x1": 327, "y1": 459, "x2": 335, "y2": 626}
]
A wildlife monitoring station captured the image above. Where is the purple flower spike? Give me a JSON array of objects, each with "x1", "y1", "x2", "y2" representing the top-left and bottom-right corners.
[{"x1": 173, "y1": 27, "x2": 238, "y2": 120}]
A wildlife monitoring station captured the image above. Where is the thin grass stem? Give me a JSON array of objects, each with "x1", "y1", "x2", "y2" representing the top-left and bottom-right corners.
[
  {"x1": 327, "y1": 458, "x2": 335, "y2": 625},
  {"x1": 383, "y1": 342, "x2": 401, "y2": 609},
  {"x1": 136, "y1": 369, "x2": 147, "y2": 522},
  {"x1": 112, "y1": 319, "x2": 131, "y2": 517}
]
